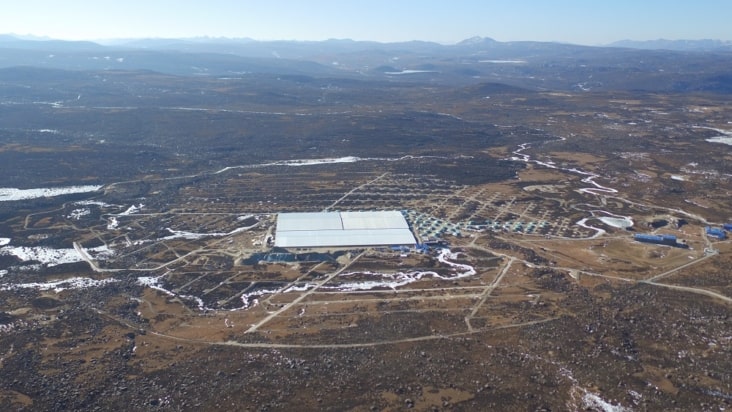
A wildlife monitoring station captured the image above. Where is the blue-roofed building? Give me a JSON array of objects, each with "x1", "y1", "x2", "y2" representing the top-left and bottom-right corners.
[
  {"x1": 706, "y1": 227, "x2": 727, "y2": 240},
  {"x1": 634, "y1": 233, "x2": 679, "y2": 246}
]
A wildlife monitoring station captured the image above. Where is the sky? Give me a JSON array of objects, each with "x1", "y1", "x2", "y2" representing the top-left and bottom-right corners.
[{"x1": 2, "y1": 0, "x2": 731, "y2": 45}]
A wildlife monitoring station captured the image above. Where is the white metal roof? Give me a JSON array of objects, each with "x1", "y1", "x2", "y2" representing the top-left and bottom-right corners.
[
  {"x1": 276, "y1": 212, "x2": 343, "y2": 231},
  {"x1": 340, "y1": 211, "x2": 409, "y2": 230},
  {"x1": 274, "y1": 211, "x2": 416, "y2": 248}
]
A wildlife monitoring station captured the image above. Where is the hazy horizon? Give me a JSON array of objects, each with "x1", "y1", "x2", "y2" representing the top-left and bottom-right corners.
[
  {"x1": 1, "y1": 0, "x2": 731, "y2": 46},
  {"x1": 4, "y1": 32, "x2": 732, "y2": 48}
]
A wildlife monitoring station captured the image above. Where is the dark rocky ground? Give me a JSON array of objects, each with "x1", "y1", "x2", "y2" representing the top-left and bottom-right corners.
[{"x1": 1, "y1": 279, "x2": 730, "y2": 411}]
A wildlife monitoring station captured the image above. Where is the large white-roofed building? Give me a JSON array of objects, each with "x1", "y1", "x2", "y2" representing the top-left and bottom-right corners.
[{"x1": 274, "y1": 211, "x2": 416, "y2": 249}]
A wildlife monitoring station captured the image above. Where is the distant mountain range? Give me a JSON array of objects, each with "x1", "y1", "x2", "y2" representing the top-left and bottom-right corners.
[
  {"x1": 4, "y1": 34, "x2": 729, "y2": 50},
  {"x1": 1, "y1": 34, "x2": 731, "y2": 93},
  {"x1": 609, "y1": 39, "x2": 732, "y2": 51}
]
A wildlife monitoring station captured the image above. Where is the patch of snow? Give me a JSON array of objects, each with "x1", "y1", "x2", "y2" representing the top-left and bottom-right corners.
[
  {"x1": 107, "y1": 217, "x2": 119, "y2": 230},
  {"x1": 575, "y1": 210, "x2": 633, "y2": 236},
  {"x1": 0, "y1": 238, "x2": 9, "y2": 246},
  {"x1": 685, "y1": 199, "x2": 709, "y2": 209},
  {"x1": 479, "y1": 59, "x2": 526, "y2": 64},
  {"x1": 562, "y1": 366, "x2": 630, "y2": 412},
  {"x1": 0, "y1": 269, "x2": 7, "y2": 277},
  {"x1": 237, "y1": 287, "x2": 283, "y2": 310},
  {"x1": 0, "y1": 185, "x2": 103, "y2": 202},
  {"x1": 670, "y1": 175, "x2": 686, "y2": 181},
  {"x1": 67, "y1": 208, "x2": 91, "y2": 220},
  {"x1": 283, "y1": 284, "x2": 315, "y2": 293},
  {"x1": 706, "y1": 136, "x2": 732, "y2": 146},
  {"x1": 136, "y1": 273, "x2": 212, "y2": 311},
  {"x1": 576, "y1": 218, "x2": 606, "y2": 239},
  {"x1": 628, "y1": 390, "x2": 642, "y2": 406},
  {"x1": 136, "y1": 275, "x2": 164, "y2": 288},
  {"x1": 582, "y1": 392, "x2": 631, "y2": 412},
  {"x1": 214, "y1": 155, "x2": 452, "y2": 175},
  {"x1": 330, "y1": 248, "x2": 476, "y2": 291},
  {"x1": 0, "y1": 277, "x2": 118, "y2": 292},
  {"x1": 279, "y1": 156, "x2": 361, "y2": 166},
  {"x1": 162, "y1": 229, "x2": 216, "y2": 240},
  {"x1": 135, "y1": 248, "x2": 478, "y2": 312},
  {"x1": 0, "y1": 245, "x2": 113, "y2": 267},
  {"x1": 692, "y1": 126, "x2": 732, "y2": 145},
  {"x1": 161, "y1": 222, "x2": 258, "y2": 241},
  {"x1": 1, "y1": 246, "x2": 83, "y2": 266},
  {"x1": 385, "y1": 70, "x2": 438, "y2": 75},
  {"x1": 0, "y1": 320, "x2": 27, "y2": 334},
  {"x1": 75, "y1": 200, "x2": 116, "y2": 208},
  {"x1": 680, "y1": 166, "x2": 720, "y2": 177},
  {"x1": 598, "y1": 216, "x2": 633, "y2": 229},
  {"x1": 116, "y1": 204, "x2": 144, "y2": 216},
  {"x1": 86, "y1": 245, "x2": 115, "y2": 260},
  {"x1": 214, "y1": 157, "x2": 361, "y2": 174},
  {"x1": 435, "y1": 112, "x2": 464, "y2": 121},
  {"x1": 694, "y1": 126, "x2": 732, "y2": 135}
]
